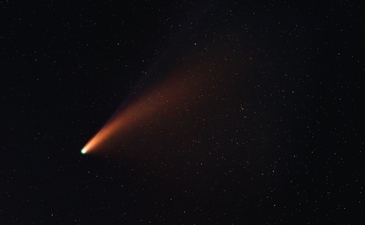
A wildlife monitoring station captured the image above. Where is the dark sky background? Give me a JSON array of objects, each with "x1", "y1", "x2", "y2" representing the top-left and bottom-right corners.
[{"x1": 1, "y1": 1, "x2": 362, "y2": 224}]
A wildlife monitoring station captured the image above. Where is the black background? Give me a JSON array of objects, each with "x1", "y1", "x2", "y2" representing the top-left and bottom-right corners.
[{"x1": 1, "y1": 1, "x2": 362, "y2": 224}]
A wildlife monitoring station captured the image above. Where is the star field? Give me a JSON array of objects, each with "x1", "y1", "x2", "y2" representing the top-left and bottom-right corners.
[{"x1": 1, "y1": 1, "x2": 362, "y2": 224}]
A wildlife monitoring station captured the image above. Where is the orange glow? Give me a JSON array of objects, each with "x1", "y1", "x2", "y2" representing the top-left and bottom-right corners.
[
  {"x1": 81, "y1": 71, "x2": 205, "y2": 154},
  {"x1": 81, "y1": 42, "x2": 238, "y2": 154}
]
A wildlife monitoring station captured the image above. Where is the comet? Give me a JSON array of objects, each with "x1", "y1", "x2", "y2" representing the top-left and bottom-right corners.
[
  {"x1": 80, "y1": 71, "x2": 202, "y2": 154},
  {"x1": 81, "y1": 67, "x2": 210, "y2": 154},
  {"x1": 80, "y1": 45, "x2": 234, "y2": 155}
]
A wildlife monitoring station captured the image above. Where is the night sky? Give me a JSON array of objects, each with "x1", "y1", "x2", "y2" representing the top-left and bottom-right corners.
[{"x1": 1, "y1": 1, "x2": 362, "y2": 224}]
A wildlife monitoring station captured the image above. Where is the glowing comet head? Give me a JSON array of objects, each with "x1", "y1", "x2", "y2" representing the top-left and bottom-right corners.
[{"x1": 81, "y1": 148, "x2": 87, "y2": 154}]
